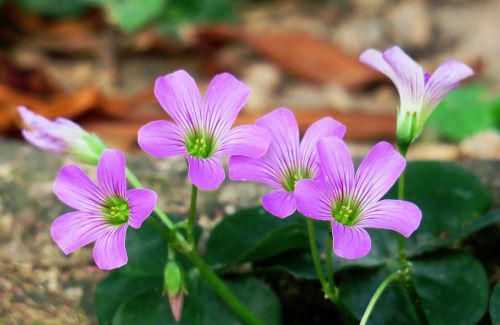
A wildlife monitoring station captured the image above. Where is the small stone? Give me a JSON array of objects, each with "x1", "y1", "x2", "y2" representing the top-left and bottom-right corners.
[
  {"x1": 407, "y1": 143, "x2": 460, "y2": 160},
  {"x1": 242, "y1": 62, "x2": 282, "y2": 112},
  {"x1": 279, "y1": 83, "x2": 330, "y2": 109},
  {"x1": 64, "y1": 287, "x2": 83, "y2": 302},
  {"x1": 460, "y1": 130, "x2": 500, "y2": 159},
  {"x1": 330, "y1": 16, "x2": 385, "y2": 53},
  {"x1": 386, "y1": 1, "x2": 432, "y2": 49}
]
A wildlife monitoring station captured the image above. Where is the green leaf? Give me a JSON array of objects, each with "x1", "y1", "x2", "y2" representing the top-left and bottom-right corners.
[
  {"x1": 156, "y1": 0, "x2": 240, "y2": 35},
  {"x1": 14, "y1": 0, "x2": 91, "y2": 17},
  {"x1": 119, "y1": 221, "x2": 168, "y2": 276},
  {"x1": 111, "y1": 271, "x2": 282, "y2": 325},
  {"x1": 95, "y1": 272, "x2": 162, "y2": 324},
  {"x1": 101, "y1": 0, "x2": 167, "y2": 31},
  {"x1": 427, "y1": 85, "x2": 498, "y2": 141},
  {"x1": 254, "y1": 250, "x2": 318, "y2": 279},
  {"x1": 491, "y1": 282, "x2": 500, "y2": 325},
  {"x1": 389, "y1": 161, "x2": 492, "y2": 256},
  {"x1": 205, "y1": 207, "x2": 309, "y2": 272},
  {"x1": 339, "y1": 251, "x2": 489, "y2": 324}
]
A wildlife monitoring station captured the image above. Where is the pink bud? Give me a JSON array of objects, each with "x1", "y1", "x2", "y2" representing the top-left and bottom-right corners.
[{"x1": 168, "y1": 292, "x2": 184, "y2": 322}]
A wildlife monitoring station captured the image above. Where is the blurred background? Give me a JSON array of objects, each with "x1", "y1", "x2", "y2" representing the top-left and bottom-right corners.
[
  {"x1": 0, "y1": 0, "x2": 499, "y2": 159},
  {"x1": 0, "y1": 0, "x2": 499, "y2": 324}
]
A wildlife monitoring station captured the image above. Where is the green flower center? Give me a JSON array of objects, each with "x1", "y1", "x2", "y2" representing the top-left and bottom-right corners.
[
  {"x1": 282, "y1": 167, "x2": 313, "y2": 192},
  {"x1": 103, "y1": 196, "x2": 130, "y2": 225},
  {"x1": 331, "y1": 199, "x2": 362, "y2": 226},
  {"x1": 185, "y1": 131, "x2": 217, "y2": 158}
]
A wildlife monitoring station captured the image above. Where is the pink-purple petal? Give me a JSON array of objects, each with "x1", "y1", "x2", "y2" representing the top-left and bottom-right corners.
[
  {"x1": 228, "y1": 156, "x2": 281, "y2": 188},
  {"x1": 423, "y1": 60, "x2": 474, "y2": 110},
  {"x1": 357, "y1": 200, "x2": 422, "y2": 237},
  {"x1": 295, "y1": 179, "x2": 333, "y2": 221},
  {"x1": 331, "y1": 222, "x2": 371, "y2": 259},
  {"x1": 215, "y1": 125, "x2": 270, "y2": 158},
  {"x1": 53, "y1": 165, "x2": 103, "y2": 211},
  {"x1": 97, "y1": 150, "x2": 127, "y2": 197},
  {"x1": 93, "y1": 225, "x2": 128, "y2": 270},
  {"x1": 126, "y1": 189, "x2": 157, "y2": 229},
  {"x1": 154, "y1": 70, "x2": 202, "y2": 132},
  {"x1": 51, "y1": 211, "x2": 108, "y2": 254},
  {"x1": 354, "y1": 141, "x2": 405, "y2": 206},
  {"x1": 382, "y1": 46, "x2": 425, "y2": 111},
  {"x1": 300, "y1": 117, "x2": 346, "y2": 170},
  {"x1": 316, "y1": 137, "x2": 354, "y2": 199},
  {"x1": 187, "y1": 157, "x2": 225, "y2": 190},
  {"x1": 138, "y1": 120, "x2": 186, "y2": 158},
  {"x1": 261, "y1": 189, "x2": 296, "y2": 218},
  {"x1": 359, "y1": 49, "x2": 400, "y2": 86},
  {"x1": 256, "y1": 107, "x2": 300, "y2": 176},
  {"x1": 202, "y1": 73, "x2": 250, "y2": 138},
  {"x1": 22, "y1": 129, "x2": 66, "y2": 153}
]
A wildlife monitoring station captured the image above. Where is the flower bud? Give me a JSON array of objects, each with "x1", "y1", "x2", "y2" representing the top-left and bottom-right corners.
[
  {"x1": 164, "y1": 260, "x2": 184, "y2": 322},
  {"x1": 18, "y1": 106, "x2": 106, "y2": 165}
]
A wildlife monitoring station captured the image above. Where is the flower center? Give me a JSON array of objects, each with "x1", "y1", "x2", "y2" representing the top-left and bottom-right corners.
[
  {"x1": 282, "y1": 168, "x2": 312, "y2": 192},
  {"x1": 331, "y1": 199, "x2": 361, "y2": 226},
  {"x1": 103, "y1": 196, "x2": 130, "y2": 225},
  {"x1": 185, "y1": 131, "x2": 216, "y2": 158}
]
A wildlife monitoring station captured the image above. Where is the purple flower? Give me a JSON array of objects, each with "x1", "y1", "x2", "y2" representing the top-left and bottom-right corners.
[
  {"x1": 18, "y1": 106, "x2": 106, "y2": 164},
  {"x1": 359, "y1": 46, "x2": 473, "y2": 145},
  {"x1": 295, "y1": 137, "x2": 422, "y2": 259},
  {"x1": 51, "y1": 150, "x2": 157, "y2": 270},
  {"x1": 138, "y1": 70, "x2": 270, "y2": 191},
  {"x1": 229, "y1": 108, "x2": 346, "y2": 218}
]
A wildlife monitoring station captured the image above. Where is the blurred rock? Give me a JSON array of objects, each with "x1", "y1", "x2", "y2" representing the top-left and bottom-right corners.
[
  {"x1": 460, "y1": 130, "x2": 500, "y2": 159},
  {"x1": 407, "y1": 143, "x2": 460, "y2": 160},
  {"x1": 280, "y1": 83, "x2": 330, "y2": 109},
  {"x1": 386, "y1": 1, "x2": 432, "y2": 49},
  {"x1": 242, "y1": 62, "x2": 282, "y2": 112},
  {"x1": 330, "y1": 15, "x2": 385, "y2": 53}
]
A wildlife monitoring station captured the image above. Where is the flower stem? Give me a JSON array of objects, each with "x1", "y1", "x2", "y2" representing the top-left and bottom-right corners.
[
  {"x1": 360, "y1": 272, "x2": 399, "y2": 325},
  {"x1": 325, "y1": 223, "x2": 337, "y2": 299},
  {"x1": 397, "y1": 171, "x2": 407, "y2": 266},
  {"x1": 307, "y1": 220, "x2": 357, "y2": 323},
  {"x1": 187, "y1": 185, "x2": 198, "y2": 244},
  {"x1": 186, "y1": 248, "x2": 265, "y2": 325},
  {"x1": 307, "y1": 220, "x2": 327, "y2": 290},
  {"x1": 126, "y1": 168, "x2": 175, "y2": 229},
  {"x1": 396, "y1": 147, "x2": 429, "y2": 325}
]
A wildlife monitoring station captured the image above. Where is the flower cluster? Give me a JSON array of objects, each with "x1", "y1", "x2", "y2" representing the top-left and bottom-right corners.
[{"x1": 18, "y1": 46, "x2": 472, "y2": 267}]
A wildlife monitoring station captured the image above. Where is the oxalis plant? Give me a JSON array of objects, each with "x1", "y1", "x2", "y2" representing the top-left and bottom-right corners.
[{"x1": 18, "y1": 46, "x2": 499, "y2": 324}]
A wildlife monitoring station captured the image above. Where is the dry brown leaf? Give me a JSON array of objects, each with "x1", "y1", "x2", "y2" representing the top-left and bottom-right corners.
[
  {"x1": 241, "y1": 31, "x2": 382, "y2": 88},
  {"x1": 0, "y1": 85, "x2": 100, "y2": 131}
]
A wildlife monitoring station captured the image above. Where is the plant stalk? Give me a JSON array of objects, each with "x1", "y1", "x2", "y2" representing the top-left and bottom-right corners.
[
  {"x1": 360, "y1": 272, "x2": 399, "y2": 325},
  {"x1": 396, "y1": 146, "x2": 429, "y2": 325},
  {"x1": 187, "y1": 185, "x2": 198, "y2": 244},
  {"x1": 126, "y1": 168, "x2": 175, "y2": 229},
  {"x1": 186, "y1": 250, "x2": 265, "y2": 325}
]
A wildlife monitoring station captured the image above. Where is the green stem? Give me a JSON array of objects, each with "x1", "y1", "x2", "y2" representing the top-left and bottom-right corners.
[
  {"x1": 307, "y1": 219, "x2": 328, "y2": 294},
  {"x1": 307, "y1": 220, "x2": 356, "y2": 323},
  {"x1": 187, "y1": 185, "x2": 198, "y2": 244},
  {"x1": 325, "y1": 223, "x2": 337, "y2": 299},
  {"x1": 397, "y1": 171, "x2": 407, "y2": 266},
  {"x1": 360, "y1": 272, "x2": 399, "y2": 325},
  {"x1": 396, "y1": 147, "x2": 429, "y2": 325},
  {"x1": 126, "y1": 168, "x2": 175, "y2": 229},
  {"x1": 186, "y1": 249, "x2": 265, "y2": 325}
]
